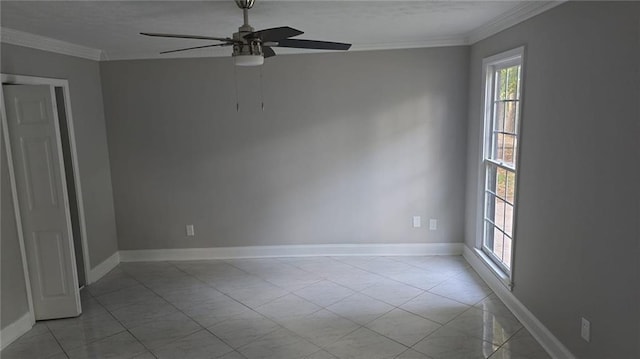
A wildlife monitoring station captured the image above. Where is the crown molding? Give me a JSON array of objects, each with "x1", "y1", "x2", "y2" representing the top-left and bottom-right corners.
[
  {"x1": 466, "y1": 1, "x2": 567, "y2": 44},
  {"x1": 1, "y1": 27, "x2": 104, "y2": 61},
  {"x1": 100, "y1": 49, "x2": 230, "y2": 61},
  {"x1": 350, "y1": 37, "x2": 468, "y2": 52}
]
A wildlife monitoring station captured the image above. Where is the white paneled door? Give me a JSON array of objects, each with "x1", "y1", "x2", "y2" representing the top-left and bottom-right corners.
[{"x1": 3, "y1": 84, "x2": 81, "y2": 320}]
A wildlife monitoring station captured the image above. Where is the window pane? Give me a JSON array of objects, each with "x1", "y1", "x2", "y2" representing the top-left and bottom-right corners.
[
  {"x1": 497, "y1": 68, "x2": 509, "y2": 101},
  {"x1": 504, "y1": 67, "x2": 511, "y2": 101},
  {"x1": 496, "y1": 167, "x2": 507, "y2": 199},
  {"x1": 496, "y1": 69, "x2": 506, "y2": 101},
  {"x1": 494, "y1": 197, "x2": 506, "y2": 231},
  {"x1": 506, "y1": 66, "x2": 519, "y2": 100},
  {"x1": 504, "y1": 203, "x2": 514, "y2": 236},
  {"x1": 514, "y1": 99, "x2": 520, "y2": 133},
  {"x1": 484, "y1": 221, "x2": 495, "y2": 249},
  {"x1": 516, "y1": 66, "x2": 522, "y2": 99},
  {"x1": 506, "y1": 171, "x2": 516, "y2": 204},
  {"x1": 494, "y1": 102, "x2": 505, "y2": 132},
  {"x1": 497, "y1": 66, "x2": 520, "y2": 101},
  {"x1": 485, "y1": 192, "x2": 496, "y2": 222},
  {"x1": 504, "y1": 100, "x2": 518, "y2": 133},
  {"x1": 503, "y1": 235, "x2": 512, "y2": 268},
  {"x1": 503, "y1": 135, "x2": 517, "y2": 166},
  {"x1": 486, "y1": 165, "x2": 497, "y2": 193},
  {"x1": 493, "y1": 133, "x2": 504, "y2": 161},
  {"x1": 493, "y1": 229, "x2": 505, "y2": 261}
]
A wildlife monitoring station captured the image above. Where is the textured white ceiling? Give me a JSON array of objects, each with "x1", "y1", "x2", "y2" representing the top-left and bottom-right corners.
[{"x1": 1, "y1": 1, "x2": 545, "y2": 60}]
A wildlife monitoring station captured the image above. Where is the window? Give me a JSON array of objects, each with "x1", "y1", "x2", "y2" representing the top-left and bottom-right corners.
[{"x1": 481, "y1": 47, "x2": 524, "y2": 275}]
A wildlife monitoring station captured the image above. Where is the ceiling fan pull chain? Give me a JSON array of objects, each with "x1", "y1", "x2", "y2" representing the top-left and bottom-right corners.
[
  {"x1": 260, "y1": 66, "x2": 265, "y2": 111},
  {"x1": 234, "y1": 64, "x2": 240, "y2": 112}
]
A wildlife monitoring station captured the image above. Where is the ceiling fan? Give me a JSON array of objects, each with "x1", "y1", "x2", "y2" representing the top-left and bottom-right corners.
[{"x1": 141, "y1": 0, "x2": 352, "y2": 66}]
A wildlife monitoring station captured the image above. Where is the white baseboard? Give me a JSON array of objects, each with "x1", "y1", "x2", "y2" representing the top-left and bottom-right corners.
[
  {"x1": 119, "y1": 243, "x2": 463, "y2": 262},
  {"x1": 0, "y1": 311, "x2": 33, "y2": 351},
  {"x1": 87, "y1": 251, "x2": 120, "y2": 284},
  {"x1": 462, "y1": 245, "x2": 575, "y2": 359}
]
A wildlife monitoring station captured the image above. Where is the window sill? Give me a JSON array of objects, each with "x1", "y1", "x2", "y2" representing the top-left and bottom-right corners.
[{"x1": 473, "y1": 248, "x2": 513, "y2": 291}]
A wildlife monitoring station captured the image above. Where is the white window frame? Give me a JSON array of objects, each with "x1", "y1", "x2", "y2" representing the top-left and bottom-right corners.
[{"x1": 476, "y1": 46, "x2": 525, "y2": 289}]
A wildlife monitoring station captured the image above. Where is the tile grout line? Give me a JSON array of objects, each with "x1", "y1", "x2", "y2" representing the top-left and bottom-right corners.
[
  {"x1": 487, "y1": 325, "x2": 527, "y2": 358},
  {"x1": 166, "y1": 261, "x2": 293, "y2": 358},
  {"x1": 165, "y1": 260, "x2": 357, "y2": 357},
  {"x1": 317, "y1": 257, "x2": 513, "y2": 355},
  {"x1": 91, "y1": 266, "x2": 205, "y2": 357},
  {"x1": 160, "y1": 261, "x2": 303, "y2": 354},
  {"x1": 320, "y1": 258, "x2": 491, "y2": 330},
  {"x1": 167, "y1": 260, "x2": 299, "y2": 348},
  {"x1": 74, "y1": 257, "x2": 517, "y2": 359},
  {"x1": 182, "y1": 258, "x2": 413, "y2": 354},
  {"x1": 265, "y1": 258, "x2": 425, "y2": 354},
  {"x1": 218, "y1": 256, "x2": 498, "y2": 355},
  {"x1": 41, "y1": 321, "x2": 69, "y2": 359},
  {"x1": 87, "y1": 276, "x2": 160, "y2": 358},
  {"x1": 125, "y1": 261, "x2": 241, "y2": 356},
  {"x1": 327, "y1": 255, "x2": 480, "y2": 302}
]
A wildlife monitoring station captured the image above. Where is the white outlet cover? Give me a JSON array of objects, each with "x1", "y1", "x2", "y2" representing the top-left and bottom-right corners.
[
  {"x1": 412, "y1": 216, "x2": 421, "y2": 228},
  {"x1": 429, "y1": 219, "x2": 438, "y2": 231},
  {"x1": 581, "y1": 317, "x2": 590, "y2": 342},
  {"x1": 186, "y1": 224, "x2": 195, "y2": 236}
]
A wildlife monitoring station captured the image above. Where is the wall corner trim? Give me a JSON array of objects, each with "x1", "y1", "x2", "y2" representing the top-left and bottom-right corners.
[
  {"x1": 0, "y1": 311, "x2": 34, "y2": 351},
  {"x1": 87, "y1": 251, "x2": 120, "y2": 284},
  {"x1": 1, "y1": 27, "x2": 104, "y2": 61},
  {"x1": 119, "y1": 243, "x2": 464, "y2": 262},
  {"x1": 462, "y1": 245, "x2": 576, "y2": 359}
]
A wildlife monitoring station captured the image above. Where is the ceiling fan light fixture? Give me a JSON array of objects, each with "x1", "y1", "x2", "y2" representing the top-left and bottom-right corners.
[{"x1": 234, "y1": 54, "x2": 264, "y2": 66}]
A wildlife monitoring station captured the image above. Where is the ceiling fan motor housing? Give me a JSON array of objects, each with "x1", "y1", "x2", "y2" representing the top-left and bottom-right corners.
[
  {"x1": 232, "y1": 39, "x2": 263, "y2": 56},
  {"x1": 232, "y1": 25, "x2": 263, "y2": 56},
  {"x1": 232, "y1": 28, "x2": 264, "y2": 66}
]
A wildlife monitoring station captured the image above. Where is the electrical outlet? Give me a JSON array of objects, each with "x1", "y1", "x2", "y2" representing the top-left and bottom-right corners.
[
  {"x1": 581, "y1": 317, "x2": 591, "y2": 342},
  {"x1": 186, "y1": 224, "x2": 195, "y2": 237},
  {"x1": 412, "y1": 216, "x2": 421, "y2": 228},
  {"x1": 429, "y1": 219, "x2": 438, "y2": 231}
]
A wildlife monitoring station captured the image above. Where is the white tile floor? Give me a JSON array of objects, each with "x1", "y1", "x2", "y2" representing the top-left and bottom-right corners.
[{"x1": 1, "y1": 256, "x2": 551, "y2": 359}]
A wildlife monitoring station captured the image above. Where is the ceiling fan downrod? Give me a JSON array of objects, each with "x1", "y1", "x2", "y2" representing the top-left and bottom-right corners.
[{"x1": 235, "y1": 0, "x2": 255, "y2": 28}]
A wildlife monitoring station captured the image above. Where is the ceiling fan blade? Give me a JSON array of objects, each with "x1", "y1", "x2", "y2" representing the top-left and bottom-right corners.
[
  {"x1": 275, "y1": 39, "x2": 351, "y2": 51},
  {"x1": 141, "y1": 32, "x2": 234, "y2": 42},
  {"x1": 262, "y1": 46, "x2": 276, "y2": 58},
  {"x1": 160, "y1": 43, "x2": 230, "y2": 54},
  {"x1": 245, "y1": 26, "x2": 303, "y2": 42}
]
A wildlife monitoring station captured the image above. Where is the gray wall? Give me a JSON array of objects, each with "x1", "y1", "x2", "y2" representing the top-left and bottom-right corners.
[
  {"x1": 464, "y1": 2, "x2": 639, "y2": 358},
  {"x1": 1, "y1": 141, "x2": 30, "y2": 329},
  {"x1": 1, "y1": 43, "x2": 119, "y2": 269},
  {"x1": 101, "y1": 47, "x2": 469, "y2": 250}
]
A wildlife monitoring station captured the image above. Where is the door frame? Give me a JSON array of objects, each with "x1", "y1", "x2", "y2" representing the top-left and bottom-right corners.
[{"x1": 1, "y1": 73, "x2": 91, "y2": 322}]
